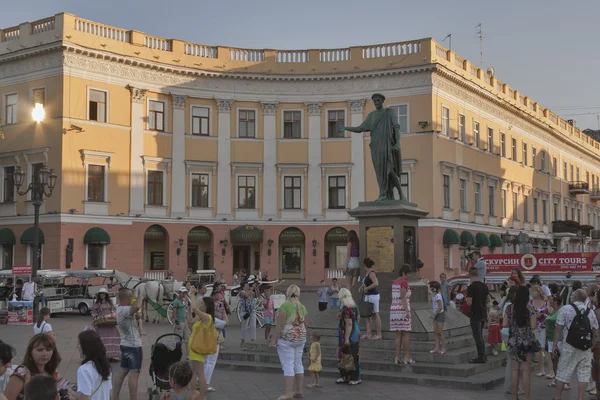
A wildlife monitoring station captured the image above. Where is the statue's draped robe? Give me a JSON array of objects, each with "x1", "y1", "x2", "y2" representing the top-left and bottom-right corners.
[{"x1": 356, "y1": 107, "x2": 403, "y2": 200}]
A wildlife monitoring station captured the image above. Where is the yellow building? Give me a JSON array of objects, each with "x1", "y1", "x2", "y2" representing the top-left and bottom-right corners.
[{"x1": 0, "y1": 13, "x2": 599, "y2": 284}]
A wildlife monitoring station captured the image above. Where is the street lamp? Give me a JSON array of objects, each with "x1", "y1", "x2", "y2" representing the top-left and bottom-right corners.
[{"x1": 501, "y1": 231, "x2": 519, "y2": 254}]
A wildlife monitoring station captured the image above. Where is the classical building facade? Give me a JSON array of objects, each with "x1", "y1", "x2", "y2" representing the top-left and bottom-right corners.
[{"x1": 0, "y1": 13, "x2": 599, "y2": 284}]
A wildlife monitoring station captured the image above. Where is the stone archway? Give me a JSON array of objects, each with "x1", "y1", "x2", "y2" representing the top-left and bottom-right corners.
[
  {"x1": 187, "y1": 226, "x2": 213, "y2": 274},
  {"x1": 279, "y1": 227, "x2": 305, "y2": 279},
  {"x1": 324, "y1": 227, "x2": 348, "y2": 279},
  {"x1": 143, "y1": 224, "x2": 169, "y2": 272}
]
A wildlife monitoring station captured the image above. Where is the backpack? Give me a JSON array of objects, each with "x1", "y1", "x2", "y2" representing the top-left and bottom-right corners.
[{"x1": 566, "y1": 304, "x2": 594, "y2": 350}]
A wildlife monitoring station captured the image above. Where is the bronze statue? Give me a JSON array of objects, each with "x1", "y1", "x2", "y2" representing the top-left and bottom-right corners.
[{"x1": 339, "y1": 93, "x2": 403, "y2": 201}]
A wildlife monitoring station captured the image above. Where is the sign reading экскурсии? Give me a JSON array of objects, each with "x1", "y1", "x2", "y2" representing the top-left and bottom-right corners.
[{"x1": 484, "y1": 252, "x2": 600, "y2": 273}]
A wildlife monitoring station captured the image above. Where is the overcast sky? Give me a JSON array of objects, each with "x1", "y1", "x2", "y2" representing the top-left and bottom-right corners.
[{"x1": 2, "y1": 0, "x2": 599, "y2": 130}]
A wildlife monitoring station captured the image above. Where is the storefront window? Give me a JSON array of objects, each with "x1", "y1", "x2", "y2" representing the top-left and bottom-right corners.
[{"x1": 281, "y1": 246, "x2": 301, "y2": 275}]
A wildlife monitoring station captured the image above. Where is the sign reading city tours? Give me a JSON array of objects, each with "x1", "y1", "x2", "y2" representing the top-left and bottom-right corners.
[
  {"x1": 485, "y1": 252, "x2": 600, "y2": 273},
  {"x1": 11, "y1": 265, "x2": 32, "y2": 275},
  {"x1": 8, "y1": 301, "x2": 34, "y2": 325}
]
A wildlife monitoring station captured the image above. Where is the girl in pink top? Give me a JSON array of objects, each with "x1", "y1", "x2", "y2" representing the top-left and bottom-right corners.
[{"x1": 263, "y1": 291, "x2": 275, "y2": 340}]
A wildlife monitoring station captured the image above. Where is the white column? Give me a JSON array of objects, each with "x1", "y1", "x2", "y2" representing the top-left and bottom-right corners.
[
  {"x1": 261, "y1": 102, "x2": 278, "y2": 219},
  {"x1": 216, "y1": 99, "x2": 233, "y2": 219},
  {"x1": 348, "y1": 100, "x2": 366, "y2": 208},
  {"x1": 127, "y1": 86, "x2": 147, "y2": 216},
  {"x1": 306, "y1": 102, "x2": 323, "y2": 219},
  {"x1": 171, "y1": 94, "x2": 187, "y2": 218}
]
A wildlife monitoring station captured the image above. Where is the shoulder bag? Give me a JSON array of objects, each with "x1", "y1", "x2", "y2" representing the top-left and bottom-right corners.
[{"x1": 190, "y1": 318, "x2": 218, "y2": 355}]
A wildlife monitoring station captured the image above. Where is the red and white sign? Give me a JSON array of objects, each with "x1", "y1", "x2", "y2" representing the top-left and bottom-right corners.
[
  {"x1": 11, "y1": 265, "x2": 32, "y2": 275},
  {"x1": 485, "y1": 252, "x2": 600, "y2": 273}
]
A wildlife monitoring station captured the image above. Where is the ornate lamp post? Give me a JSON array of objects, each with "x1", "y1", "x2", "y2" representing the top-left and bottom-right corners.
[{"x1": 501, "y1": 231, "x2": 519, "y2": 254}]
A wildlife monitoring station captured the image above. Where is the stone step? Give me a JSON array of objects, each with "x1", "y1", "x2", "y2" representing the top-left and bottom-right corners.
[
  {"x1": 219, "y1": 349, "x2": 505, "y2": 378},
  {"x1": 314, "y1": 333, "x2": 476, "y2": 351},
  {"x1": 311, "y1": 325, "x2": 474, "y2": 342},
  {"x1": 215, "y1": 360, "x2": 506, "y2": 391}
]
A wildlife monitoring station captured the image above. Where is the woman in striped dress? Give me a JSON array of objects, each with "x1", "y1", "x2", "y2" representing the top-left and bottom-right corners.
[
  {"x1": 390, "y1": 264, "x2": 413, "y2": 364},
  {"x1": 89, "y1": 289, "x2": 121, "y2": 361}
]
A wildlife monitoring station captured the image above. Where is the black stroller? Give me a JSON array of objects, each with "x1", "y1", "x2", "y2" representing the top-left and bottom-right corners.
[{"x1": 147, "y1": 333, "x2": 183, "y2": 400}]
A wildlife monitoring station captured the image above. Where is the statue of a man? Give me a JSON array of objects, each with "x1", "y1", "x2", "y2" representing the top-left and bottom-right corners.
[{"x1": 339, "y1": 93, "x2": 403, "y2": 201}]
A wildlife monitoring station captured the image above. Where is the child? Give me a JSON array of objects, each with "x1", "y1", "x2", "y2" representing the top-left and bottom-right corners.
[
  {"x1": 306, "y1": 331, "x2": 322, "y2": 388},
  {"x1": 439, "y1": 273, "x2": 449, "y2": 310},
  {"x1": 487, "y1": 308, "x2": 502, "y2": 356},
  {"x1": 429, "y1": 281, "x2": 446, "y2": 354},
  {"x1": 263, "y1": 291, "x2": 274, "y2": 340},
  {"x1": 130, "y1": 295, "x2": 145, "y2": 335},
  {"x1": 161, "y1": 361, "x2": 200, "y2": 400}
]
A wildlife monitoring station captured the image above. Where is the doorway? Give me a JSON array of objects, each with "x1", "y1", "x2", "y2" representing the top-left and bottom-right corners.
[{"x1": 233, "y1": 245, "x2": 251, "y2": 275}]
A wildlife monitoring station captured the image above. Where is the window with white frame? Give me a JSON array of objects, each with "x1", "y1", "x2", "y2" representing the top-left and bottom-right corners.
[
  {"x1": 532, "y1": 147, "x2": 537, "y2": 169},
  {"x1": 459, "y1": 179, "x2": 467, "y2": 211},
  {"x1": 27, "y1": 244, "x2": 42, "y2": 269},
  {"x1": 88, "y1": 89, "x2": 107, "y2": 123},
  {"x1": 522, "y1": 143, "x2": 528, "y2": 166},
  {"x1": 87, "y1": 165, "x2": 105, "y2": 202},
  {"x1": 577, "y1": 208, "x2": 581, "y2": 223},
  {"x1": 473, "y1": 121, "x2": 480, "y2": 147},
  {"x1": 32, "y1": 88, "x2": 45, "y2": 106},
  {"x1": 191, "y1": 173, "x2": 209, "y2": 208},
  {"x1": 533, "y1": 197, "x2": 538, "y2": 224},
  {"x1": 563, "y1": 162, "x2": 567, "y2": 180},
  {"x1": 148, "y1": 100, "x2": 165, "y2": 131},
  {"x1": 390, "y1": 105, "x2": 409, "y2": 133},
  {"x1": 511, "y1": 138, "x2": 517, "y2": 161},
  {"x1": 487, "y1": 127, "x2": 494, "y2": 152},
  {"x1": 540, "y1": 151, "x2": 546, "y2": 172},
  {"x1": 1, "y1": 243, "x2": 12, "y2": 270},
  {"x1": 475, "y1": 182, "x2": 482, "y2": 214},
  {"x1": 283, "y1": 111, "x2": 302, "y2": 138},
  {"x1": 3, "y1": 166, "x2": 14, "y2": 203},
  {"x1": 327, "y1": 110, "x2": 345, "y2": 138},
  {"x1": 552, "y1": 157, "x2": 557, "y2": 176},
  {"x1": 192, "y1": 106, "x2": 210, "y2": 135},
  {"x1": 524, "y1": 195, "x2": 529, "y2": 222},
  {"x1": 239, "y1": 110, "x2": 256, "y2": 138},
  {"x1": 502, "y1": 189, "x2": 508, "y2": 218},
  {"x1": 400, "y1": 172, "x2": 409, "y2": 201},
  {"x1": 238, "y1": 176, "x2": 256, "y2": 209},
  {"x1": 488, "y1": 185, "x2": 496, "y2": 216},
  {"x1": 570, "y1": 164, "x2": 574, "y2": 181},
  {"x1": 87, "y1": 244, "x2": 104, "y2": 269},
  {"x1": 458, "y1": 114, "x2": 466, "y2": 142},
  {"x1": 30, "y1": 163, "x2": 43, "y2": 201},
  {"x1": 4, "y1": 94, "x2": 17, "y2": 125},
  {"x1": 500, "y1": 133, "x2": 506, "y2": 157},
  {"x1": 443, "y1": 174, "x2": 451, "y2": 209},
  {"x1": 328, "y1": 176, "x2": 346, "y2": 209},
  {"x1": 513, "y1": 192, "x2": 519, "y2": 220},
  {"x1": 554, "y1": 202, "x2": 559, "y2": 221},
  {"x1": 284, "y1": 176, "x2": 301, "y2": 210},
  {"x1": 147, "y1": 170, "x2": 164, "y2": 206},
  {"x1": 576, "y1": 167, "x2": 580, "y2": 182},
  {"x1": 441, "y1": 107, "x2": 449, "y2": 136}
]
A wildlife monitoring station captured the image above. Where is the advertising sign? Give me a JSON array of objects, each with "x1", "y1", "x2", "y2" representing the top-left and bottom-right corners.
[
  {"x1": 7, "y1": 301, "x2": 33, "y2": 325},
  {"x1": 11, "y1": 265, "x2": 32, "y2": 275},
  {"x1": 485, "y1": 252, "x2": 600, "y2": 273}
]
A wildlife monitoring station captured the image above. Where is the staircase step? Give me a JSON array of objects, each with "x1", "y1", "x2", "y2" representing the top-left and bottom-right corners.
[
  {"x1": 310, "y1": 326, "x2": 474, "y2": 342},
  {"x1": 216, "y1": 360, "x2": 506, "y2": 391},
  {"x1": 313, "y1": 333, "x2": 475, "y2": 351}
]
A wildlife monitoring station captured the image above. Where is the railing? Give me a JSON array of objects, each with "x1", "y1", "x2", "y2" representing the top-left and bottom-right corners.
[
  {"x1": 519, "y1": 95, "x2": 525, "y2": 105},
  {"x1": 75, "y1": 19, "x2": 130, "y2": 42},
  {"x1": 229, "y1": 48, "x2": 264, "y2": 62},
  {"x1": 3, "y1": 26, "x2": 20, "y2": 42},
  {"x1": 144, "y1": 36, "x2": 172, "y2": 51},
  {"x1": 484, "y1": 74, "x2": 492, "y2": 85},
  {"x1": 590, "y1": 189, "x2": 600, "y2": 200},
  {"x1": 508, "y1": 88, "x2": 515, "y2": 99},
  {"x1": 549, "y1": 114, "x2": 558, "y2": 124},
  {"x1": 185, "y1": 44, "x2": 217, "y2": 58},
  {"x1": 277, "y1": 50, "x2": 309, "y2": 63},
  {"x1": 144, "y1": 271, "x2": 167, "y2": 280},
  {"x1": 435, "y1": 45, "x2": 447, "y2": 59},
  {"x1": 568, "y1": 181, "x2": 590, "y2": 192},
  {"x1": 320, "y1": 48, "x2": 350, "y2": 62},
  {"x1": 326, "y1": 269, "x2": 346, "y2": 280},
  {"x1": 454, "y1": 55, "x2": 464, "y2": 68},
  {"x1": 469, "y1": 65, "x2": 478, "y2": 77},
  {"x1": 362, "y1": 41, "x2": 421, "y2": 59},
  {"x1": 32, "y1": 17, "x2": 55, "y2": 34}
]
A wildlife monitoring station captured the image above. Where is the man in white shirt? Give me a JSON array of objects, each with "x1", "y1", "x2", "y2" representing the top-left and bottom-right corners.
[{"x1": 21, "y1": 279, "x2": 36, "y2": 301}]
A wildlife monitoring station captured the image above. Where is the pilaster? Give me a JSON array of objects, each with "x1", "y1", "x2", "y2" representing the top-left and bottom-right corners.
[
  {"x1": 306, "y1": 102, "x2": 323, "y2": 219},
  {"x1": 127, "y1": 85, "x2": 147, "y2": 216},
  {"x1": 171, "y1": 94, "x2": 187, "y2": 218},
  {"x1": 261, "y1": 102, "x2": 278, "y2": 219},
  {"x1": 349, "y1": 100, "x2": 366, "y2": 208},
  {"x1": 216, "y1": 99, "x2": 233, "y2": 219}
]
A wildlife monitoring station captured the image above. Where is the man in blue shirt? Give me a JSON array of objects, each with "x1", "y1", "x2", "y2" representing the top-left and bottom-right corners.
[{"x1": 317, "y1": 280, "x2": 329, "y2": 311}]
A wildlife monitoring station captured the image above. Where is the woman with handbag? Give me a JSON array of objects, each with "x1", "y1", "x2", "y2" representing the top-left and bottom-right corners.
[
  {"x1": 67, "y1": 330, "x2": 112, "y2": 400},
  {"x1": 187, "y1": 289, "x2": 217, "y2": 400},
  {"x1": 239, "y1": 279, "x2": 259, "y2": 349},
  {"x1": 89, "y1": 288, "x2": 120, "y2": 362},
  {"x1": 336, "y1": 288, "x2": 361, "y2": 386},
  {"x1": 269, "y1": 285, "x2": 308, "y2": 400},
  {"x1": 204, "y1": 304, "x2": 227, "y2": 393},
  {"x1": 359, "y1": 258, "x2": 381, "y2": 339}
]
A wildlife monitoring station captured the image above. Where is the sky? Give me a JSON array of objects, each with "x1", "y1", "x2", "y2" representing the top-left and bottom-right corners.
[{"x1": 2, "y1": 0, "x2": 599, "y2": 130}]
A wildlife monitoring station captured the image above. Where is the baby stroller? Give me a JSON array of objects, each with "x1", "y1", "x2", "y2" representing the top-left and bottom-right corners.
[{"x1": 147, "y1": 333, "x2": 183, "y2": 400}]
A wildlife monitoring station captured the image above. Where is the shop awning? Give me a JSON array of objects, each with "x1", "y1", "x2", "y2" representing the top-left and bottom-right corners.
[
  {"x1": 442, "y1": 229, "x2": 460, "y2": 245},
  {"x1": 0, "y1": 228, "x2": 16, "y2": 245},
  {"x1": 279, "y1": 227, "x2": 306, "y2": 243},
  {"x1": 20, "y1": 227, "x2": 45, "y2": 244},
  {"x1": 489, "y1": 234, "x2": 504, "y2": 248},
  {"x1": 325, "y1": 227, "x2": 348, "y2": 242},
  {"x1": 144, "y1": 225, "x2": 166, "y2": 240},
  {"x1": 475, "y1": 233, "x2": 490, "y2": 248},
  {"x1": 188, "y1": 226, "x2": 211, "y2": 241},
  {"x1": 230, "y1": 225, "x2": 263, "y2": 243},
  {"x1": 83, "y1": 227, "x2": 111, "y2": 245},
  {"x1": 460, "y1": 231, "x2": 476, "y2": 247}
]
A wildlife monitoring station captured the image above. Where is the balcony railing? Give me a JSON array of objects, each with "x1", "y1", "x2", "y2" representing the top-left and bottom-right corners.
[
  {"x1": 326, "y1": 269, "x2": 346, "y2": 280},
  {"x1": 552, "y1": 220, "x2": 580, "y2": 235},
  {"x1": 144, "y1": 270, "x2": 167, "y2": 280},
  {"x1": 591, "y1": 189, "x2": 600, "y2": 201},
  {"x1": 568, "y1": 181, "x2": 590, "y2": 195}
]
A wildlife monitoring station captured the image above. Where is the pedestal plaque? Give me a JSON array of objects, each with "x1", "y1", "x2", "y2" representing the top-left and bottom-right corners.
[{"x1": 366, "y1": 226, "x2": 395, "y2": 273}]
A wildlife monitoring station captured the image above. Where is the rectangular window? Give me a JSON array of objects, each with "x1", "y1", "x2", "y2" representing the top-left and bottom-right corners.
[
  {"x1": 502, "y1": 189, "x2": 508, "y2": 218},
  {"x1": 443, "y1": 175, "x2": 451, "y2": 209},
  {"x1": 441, "y1": 107, "x2": 449, "y2": 136},
  {"x1": 390, "y1": 105, "x2": 408, "y2": 133},
  {"x1": 31, "y1": 163, "x2": 43, "y2": 201},
  {"x1": 284, "y1": 176, "x2": 302, "y2": 210},
  {"x1": 488, "y1": 185, "x2": 496, "y2": 216},
  {"x1": 571, "y1": 207, "x2": 575, "y2": 221},
  {"x1": 513, "y1": 192, "x2": 519, "y2": 220},
  {"x1": 586, "y1": 171, "x2": 590, "y2": 185},
  {"x1": 148, "y1": 100, "x2": 164, "y2": 131},
  {"x1": 532, "y1": 147, "x2": 537, "y2": 169},
  {"x1": 522, "y1": 143, "x2": 528, "y2": 166},
  {"x1": 32, "y1": 88, "x2": 45, "y2": 106},
  {"x1": 487, "y1": 128, "x2": 494, "y2": 152},
  {"x1": 576, "y1": 167, "x2": 580, "y2": 182},
  {"x1": 3, "y1": 166, "x2": 14, "y2": 203},
  {"x1": 400, "y1": 173, "x2": 409, "y2": 201},
  {"x1": 238, "y1": 176, "x2": 256, "y2": 209},
  {"x1": 577, "y1": 208, "x2": 581, "y2": 223},
  {"x1": 458, "y1": 114, "x2": 466, "y2": 142},
  {"x1": 328, "y1": 176, "x2": 346, "y2": 209},
  {"x1": 147, "y1": 170, "x2": 164, "y2": 206},
  {"x1": 191, "y1": 173, "x2": 209, "y2": 208},
  {"x1": 192, "y1": 107, "x2": 210, "y2": 135},
  {"x1": 88, "y1": 89, "x2": 107, "y2": 123},
  {"x1": 283, "y1": 111, "x2": 302, "y2": 138},
  {"x1": 540, "y1": 151, "x2": 546, "y2": 172},
  {"x1": 564, "y1": 162, "x2": 568, "y2": 180},
  {"x1": 239, "y1": 110, "x2": 256, "y2": 138},
  {"x1": 1, "y1": 244, "x2": 13, "y2": 270},
  {"x1": 542, "y1": 199, "x2": 547, "y2": 224},
  {"x1": 553, "y1": 157, "x2": 557, "y2": 176},
  {"x1": 524, "y1": 195, "x2": 529, "y2": 222},
  {"x1": 473, "y1": 121, "x2": 480, "y2": 147},
  {"x1": 570, "y1": 165, "x2": 574, "y2": 181},
  {"x1": 87, "y1": 165, "x2": 105, "y2": 202},
  {"x1": 459, "y1": 178, "x2": 467, "y2": 211},
  {"x1": 500, "y1": 133, "x2": 506, "y2": 157},
  {"x1": 87, "y1": 244, "x2": 104, "y2": 270},
  {"x1": 474, "y1": 182, "x2": 482, "y2": 214},
  {"x1": 533, "y1": 197, "x2": 538, "y2": 224},
  {"x1": 5, "y1": 94, "x2": 17, "y2": 125},
  {"x1": 511, "y1": 138, "x2": 517, "y2": 161},
  {"x1": 554, "y1": 202, "x2": 559, "y2": 221},
  {"x1": 564, "y1": 205, "x2": 568, "y2": 220},
  {"x1": 327, "y1": 110, "x2": 345, "y2": 138}
]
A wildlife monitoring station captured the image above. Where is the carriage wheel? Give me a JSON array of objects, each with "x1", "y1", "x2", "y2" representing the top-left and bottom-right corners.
[
  {"x1": 166, "y1": 302, "x2": 176, "y2": 325},
  {"x1": 236, "y1": 297, "x2": 266, "y2": 328}
]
